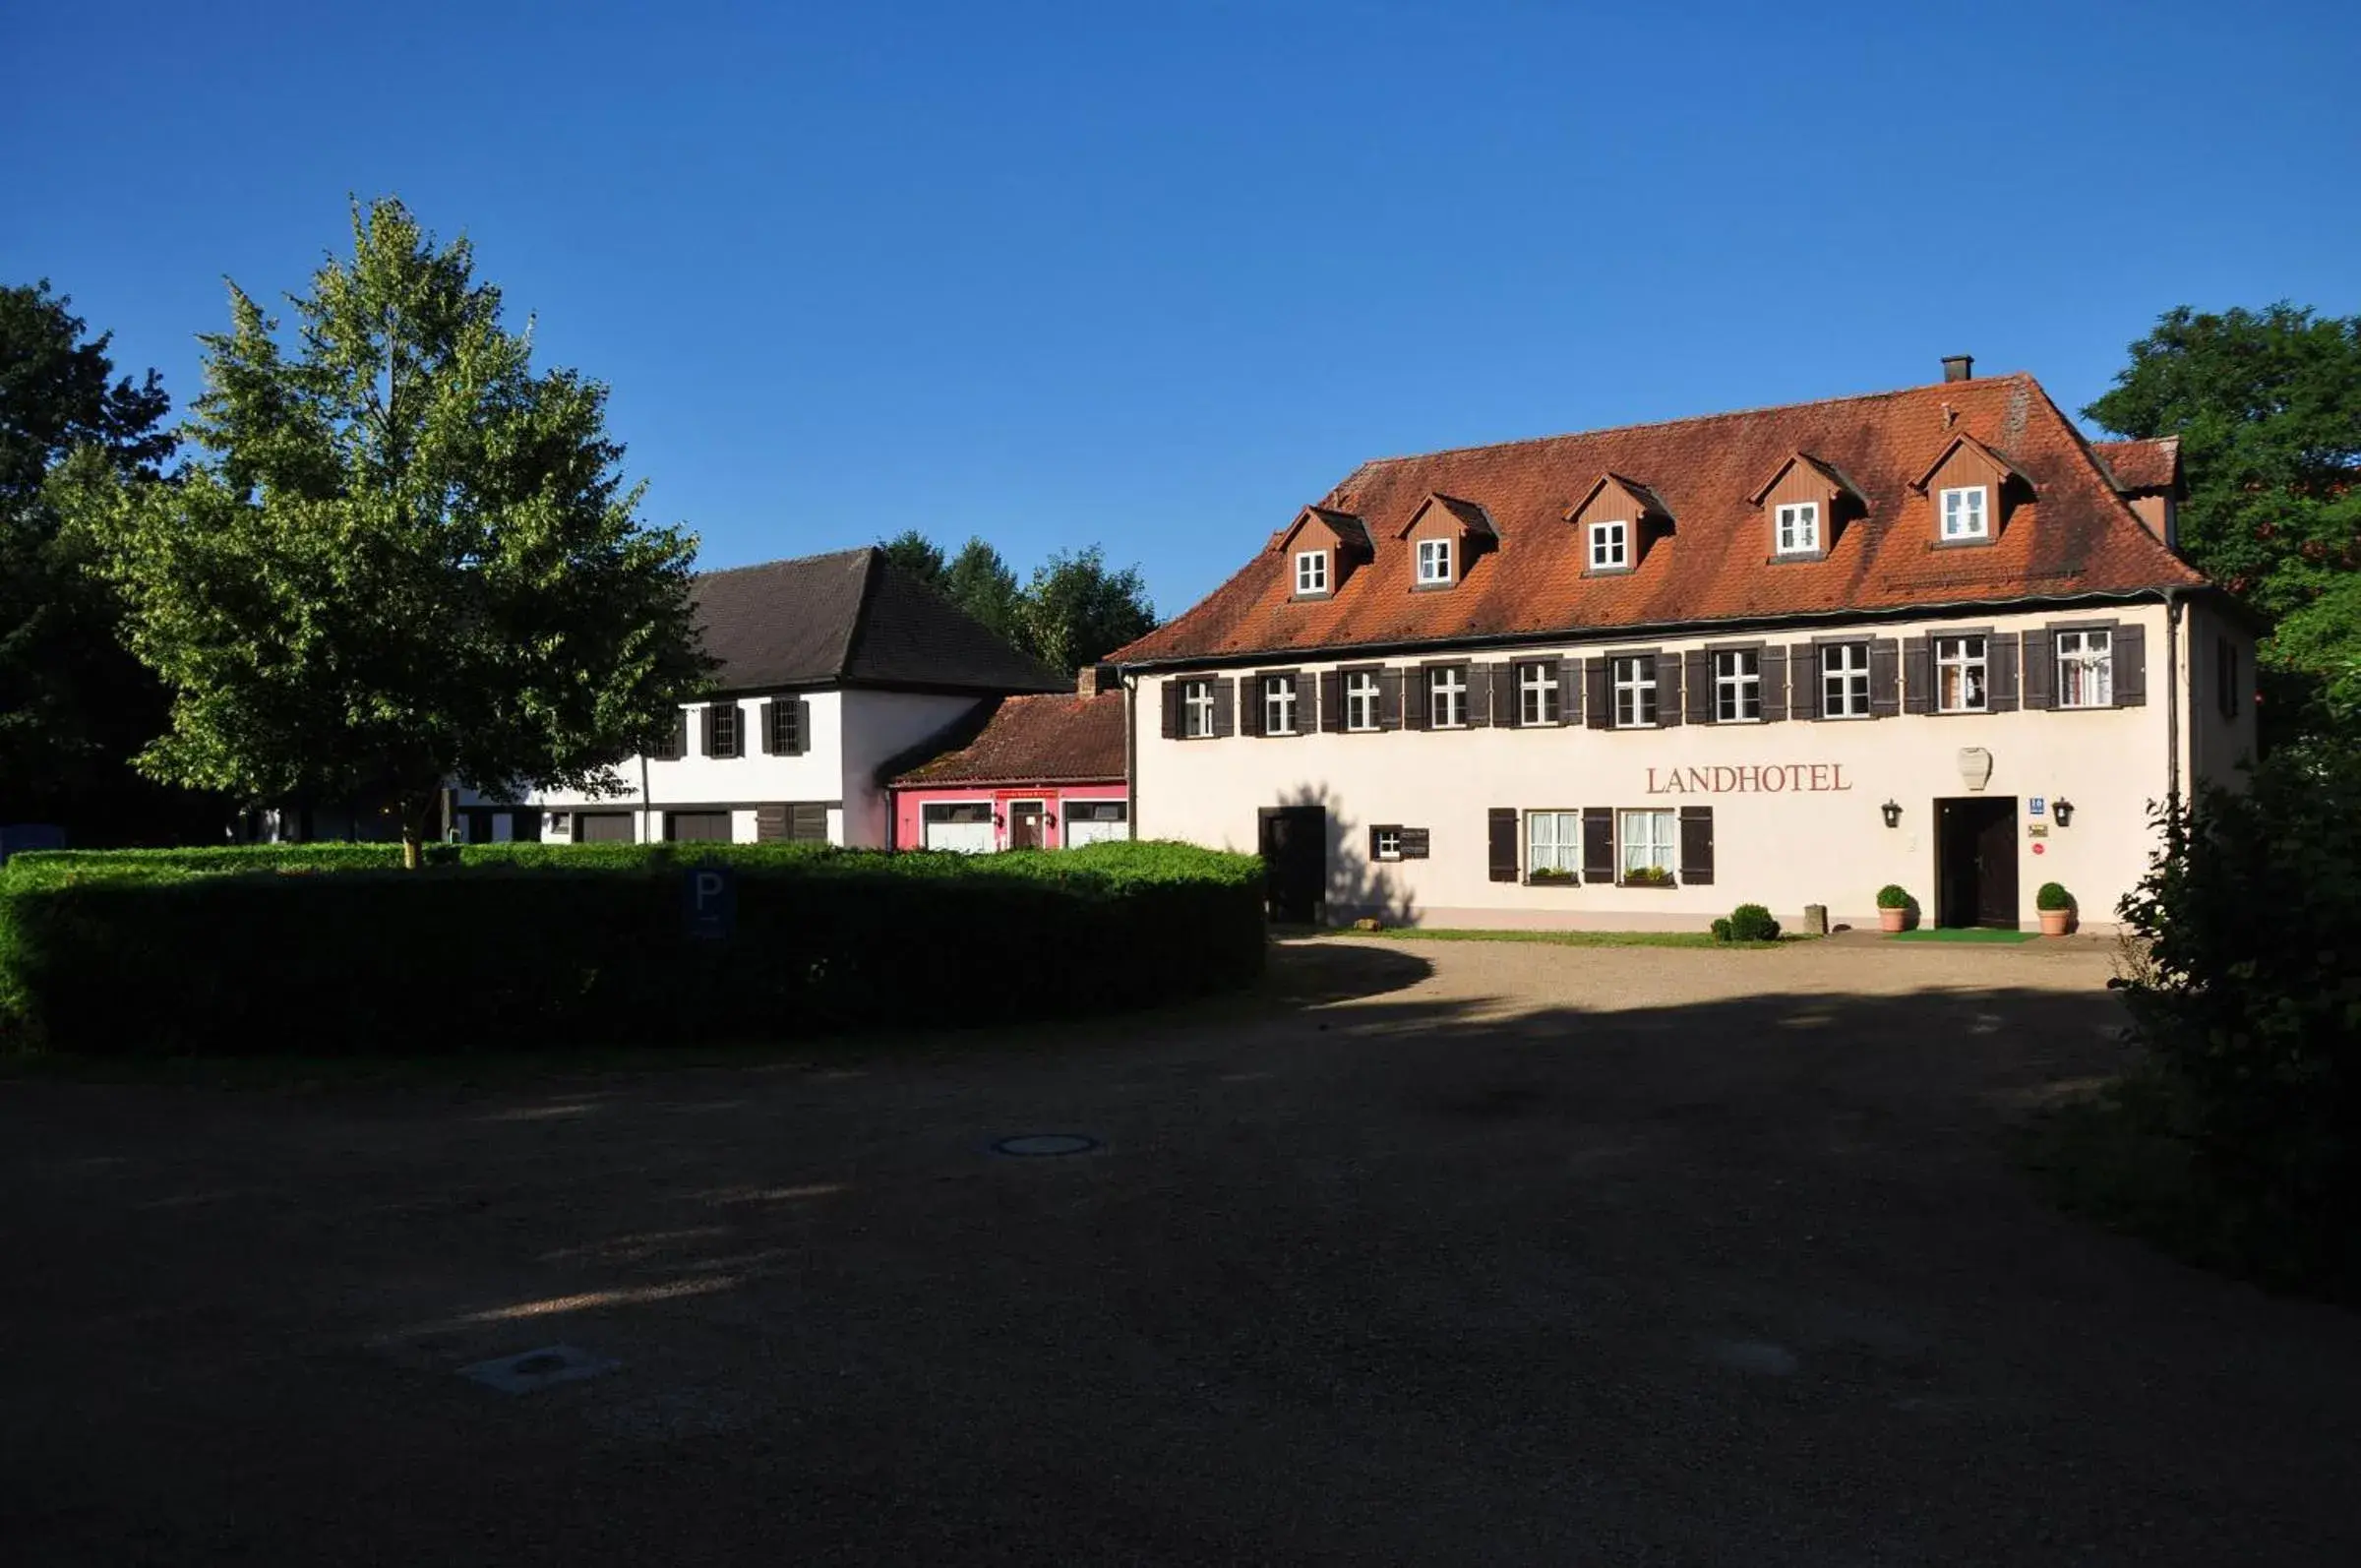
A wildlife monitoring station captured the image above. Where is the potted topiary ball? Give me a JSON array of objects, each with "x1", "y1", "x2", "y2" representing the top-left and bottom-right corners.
[
  {"x1": 1876, "y1": 883, "x2": 1913, "y2": 934},
  {"x1": 2035, "y1": 881, "x2": 2075, "y2": 936}
]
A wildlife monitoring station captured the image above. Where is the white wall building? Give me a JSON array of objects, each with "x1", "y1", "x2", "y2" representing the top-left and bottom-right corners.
[
  {"x1": 1111, "y1": 363, "x2": 2259, "y2": 932},
  {"x1": 460, "y1": 546, "x2": 1066, "y2": 846}
]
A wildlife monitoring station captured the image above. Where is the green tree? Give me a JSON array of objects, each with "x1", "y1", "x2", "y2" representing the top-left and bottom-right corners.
[
  {"x1": 1018, "y1": 545, "x2": 1157, "y2": 674},
  {"x1": 71, "y1": 199, "x2": 710, "y2": 868},
  {"x1": 941, "y1": 535, "x2": 1022, "y2": 644},
  {"x1": 878, "y1": 528, "x2": 946, "y2": 591},
  {"x1": 2085, "y1": 304, "x2": 2361, "y2": 739},
  {"x1": 0, "y1": 281, "x2": 208, "y2": 836}
]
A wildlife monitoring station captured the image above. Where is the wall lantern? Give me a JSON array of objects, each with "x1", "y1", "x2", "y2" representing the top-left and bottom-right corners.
[
  {"x1": 2052, "y1": 799, "x2": 2075, "y2": 827},
  {"x1": 1880, "y1": 799, "x2": 1903, "y2": 828}
]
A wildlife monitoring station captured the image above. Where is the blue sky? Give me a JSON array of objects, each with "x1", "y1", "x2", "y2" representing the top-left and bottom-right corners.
[{"x1": 8, "y1": 1, "x2": 2357, "y2": 613}]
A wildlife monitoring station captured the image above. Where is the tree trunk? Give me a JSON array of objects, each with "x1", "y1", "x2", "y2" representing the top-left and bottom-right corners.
[{"x1": 398, "y1": 792, "x2": 435, "y2": 871}]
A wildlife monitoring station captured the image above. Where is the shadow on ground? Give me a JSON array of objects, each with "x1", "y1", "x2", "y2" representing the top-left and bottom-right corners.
[{"x1": 4, "y1": 940, "x2": 2358, "y2": 1564}]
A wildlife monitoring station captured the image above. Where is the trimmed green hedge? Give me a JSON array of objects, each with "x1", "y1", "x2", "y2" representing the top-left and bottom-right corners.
[{"x1": 0, "y1": 840, "x2": 1266, "y2": 1056}]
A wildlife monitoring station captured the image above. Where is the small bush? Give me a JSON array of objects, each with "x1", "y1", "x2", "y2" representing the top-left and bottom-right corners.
[
  {"x1": 1710, "y1": 917, "x2": 1732, "y2": 942},
  {"x1": 0, "y1": 839, "x2": 1266, "y2": 1056},
  {"x1": 1725, "y1": 903, "x2": 1781, "y2": 942},
  {"x1": 1876, "y1": 883, "x2": 1911, "y2": 909},
  {"x1": 2035, "y1": 880, "x2": 2074, "y2": 911}
]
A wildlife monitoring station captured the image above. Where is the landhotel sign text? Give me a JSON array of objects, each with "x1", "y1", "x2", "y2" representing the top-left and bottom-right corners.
[{"x1": 1645, "y1": 763, "x2": 1855, "y2": 795}]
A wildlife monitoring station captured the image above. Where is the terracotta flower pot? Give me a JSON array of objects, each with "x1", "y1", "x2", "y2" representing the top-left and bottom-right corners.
[
  {"x1": 1879, "y1": 906, "x2": 1908, "y2": 934},
  {"x1": 2038, "y1": 907, "x2": 2074, "y2": 936}
]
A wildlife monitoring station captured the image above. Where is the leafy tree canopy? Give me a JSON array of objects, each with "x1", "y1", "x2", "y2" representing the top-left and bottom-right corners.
[
  {"x1": 68, "y1": 199, "x2": 710, "y2": 865},
  {"x1": 878, "y1": 530, "x2": 1156, "y2": 673},
  {"x1": 2086, "y1": 303, "x2": 2361, "y2": 738},
  {"x1": 0, "y1": 280, "x2": 198, "y2": 831}
]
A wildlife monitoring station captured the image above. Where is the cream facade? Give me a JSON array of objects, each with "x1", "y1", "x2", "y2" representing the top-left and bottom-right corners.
[{"x1": 1131, "y1": 598, "x2": 2256, "y2": 932}]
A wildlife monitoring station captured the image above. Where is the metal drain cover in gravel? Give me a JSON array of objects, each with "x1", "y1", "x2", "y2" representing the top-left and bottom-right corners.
[
  {"x1": 991, "y1": 1133, "x2": 1102, "y2": 1158},
  {"x1": 460, "y1": 1344, "x2": 618, "y2": 1394}
]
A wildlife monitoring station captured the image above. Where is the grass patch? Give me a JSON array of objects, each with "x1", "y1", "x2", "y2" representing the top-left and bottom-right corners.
[
  {"x1": 1320, "y1": 927, "x2": 1808, "y2": 950},
  {"x1": 1887, "y1": 927, "x2": 2040, "y2": 944}
]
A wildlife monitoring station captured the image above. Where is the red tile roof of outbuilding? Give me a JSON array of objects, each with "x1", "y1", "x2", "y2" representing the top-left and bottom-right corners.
[
  {"x1": 890, "y1": 691, "x2": 1127, "y2": 787},
  {"x1": 1113, "y1": 374, "x2": 2209, "y2": 667},
  {"x1": 2090, "y1": 436, "x2": 2183, "y2": 493}
]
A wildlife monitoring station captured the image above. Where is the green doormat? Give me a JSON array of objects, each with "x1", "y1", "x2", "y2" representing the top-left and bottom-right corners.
[{"x1": 1887, "y1": 928, "x2": 2040, "y2": 943}]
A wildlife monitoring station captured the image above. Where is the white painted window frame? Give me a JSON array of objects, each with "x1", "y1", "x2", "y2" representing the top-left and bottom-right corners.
[
  {"x1": 1371, "y1": 825, "x2": 1404, "y2": 862},
  {"x1": 1427, "y1": 665, "x2": 1468, "y2": 728},
  {"x1": 2057, "y1": 629, "x2": 2114, "y2": 708},
  {"x1": 1618, "y1": 808, "x2": 1675, "y2": 882},
  {"x1": 1589, "y1": 519, "x2": 1628, "y2": 570},
  {"x1": 1713, "y1": 649, "x2": 1761, "y2": 722},
  {"x1": 1775, "y1": 501, "x2": 1820, "y2": 555},
  {"x1": 1345, "y1": 670, "x2": 1381, "y2": 732},
  {"x1": 1262, "y1": 674, "x2": 1298, "y2": 735},
  {"x1": 1416, "y1": 537, "x2": 1454, "y2": 586},
  {"x1": 1941, "y1": 485, "x2": 1989, "y2": 540},
  {"x1": 1182, "y1": 678, "x2": 1216, "y2": 738},
  {"x1": 1822, "y1": 640, "x2": 1870, "y2": 718},
  {"x1": 1295, "y1": 549, "x2": 1328, "y2": 595},
  {"x1": 1525, "y1": 810, "x2": 1580, "y2": 876},
  {"x1": 1935, "y1": 634, "x2": 1989, "y2": 713},
  {"x1": 1612, "y1": 654, "x2": 1658, "y2": 728},
  {"x1": 1517, "y1": 662, "x2": 1558, "y2": 726}
]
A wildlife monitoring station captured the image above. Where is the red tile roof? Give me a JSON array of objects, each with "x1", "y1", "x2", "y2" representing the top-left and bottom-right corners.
[
  {"x1": 890, "y1": 691, "x2": 1126, "y2": 787},
  {"x1": 1114, "y1": 374, "x2": 2209, "y2": 667},
  {"x1": 2090, "y1": 436, "x2": 2182, "y2": 493}
]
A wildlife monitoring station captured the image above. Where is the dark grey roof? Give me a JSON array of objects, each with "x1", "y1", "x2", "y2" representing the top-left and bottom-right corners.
[{"x1": 692, "y1": 547, "x2": 1067, "y2": 695}]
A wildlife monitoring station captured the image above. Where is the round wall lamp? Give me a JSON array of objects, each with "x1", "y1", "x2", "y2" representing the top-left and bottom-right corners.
[
  {"x1": 2052, "y1": 799, "x2": 2075, "y2": 827},
  {"x1": 1880, "y1": 799, "x2": 1903, "y2": 828}
]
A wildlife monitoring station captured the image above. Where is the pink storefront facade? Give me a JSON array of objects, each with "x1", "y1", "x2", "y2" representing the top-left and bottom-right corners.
[{"x1": 888, "y1": 781, "x2": 1131, "y2": 854}]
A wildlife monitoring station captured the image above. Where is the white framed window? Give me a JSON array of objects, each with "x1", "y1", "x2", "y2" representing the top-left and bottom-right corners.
[
  {"x1": 1589, "y1": 520, "x2": 1628, "y2": 571},
  {"x1": 1372, "y1": 825, "x2": 1404, "y2": 862},
  {"x1": 2057, "y1": 629, "x2": 2114, "y2": 708},
  {"x1": 1618, "y1": 809, "x2": 1675, "y2": 883},
  {"x1": 1427, "y1": 665, "x2": 1468, "y2": 728},
  {"x1": 1526, "y1": 810, "x2": 1581, "y2": 878},
  {"x1": 1345, "y1": 670, "x2": 1381, "y2": 732},
  {"x1": 1182, "y1": 679, "x2": 1216, "y2": 738},
  {"x1": 1941, "y1": 485, "x2": 1989, "y2": 540},
  {"x1": 1936, "y1": 634, "x2": 1988, "y2": 712},
  {"x1": 1295, "y1": 550, "x2": 1328, "y2": 595},
  {"x1": 1612, "y1": 654, "x2": 1657, "y2": 728},
  {"x1": 1713, "y1": 649, "x2": 1761, "y2": 722},
  {"x1": 1775, "y1": 502, "x2": 1820, "y2": 555},
  {"x1": 1517, "y1": 662, "x2": 1558, "y2": 726},
  {"x1": 1416, "y1": 537, "x2": 1454, "y2": 585},
  {"x1": 1822, "y1": 641, "x2": 1870, "y2": 718},
  {"x1": 1262, "y1": 674, "x2": 1299, "y2": 735}
]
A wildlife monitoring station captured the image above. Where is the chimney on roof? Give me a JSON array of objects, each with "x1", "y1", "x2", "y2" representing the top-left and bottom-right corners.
[
  {"x1": 1076, "y1": 663, "x2": 1115, "y2": 697},
  {"x1": 1941, "y1": 354, "x2": 1974, "y2": 384}
]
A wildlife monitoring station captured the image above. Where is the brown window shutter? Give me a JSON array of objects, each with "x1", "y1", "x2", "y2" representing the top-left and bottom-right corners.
[
  {"x1": 1757, "y1": 645, "x2": 1786, "y2": 723},
  {"x1": 1404, "y1": 666, "x2": 1430, "y2": 731},
  {"x1": 1239, "y1": 676, "x2": 1262, "y2": 738},
  {"x1": 1318, "y1": 671, "x2": 1344, "y2": 733},
  {"x1": 1377, "y1": 668, "x2": 1404, "y2": 730},
  {"x1": 1161, "y1": 680, "x2": 1181, "y2": 739},
  {"x1": 756, "y1": 804, "x2": 788, "y2": 841},
  {"x1": 1558, "y1": 658, "x2": 1581, "y2": 726},
  {"x1": 1791, "y1": 644, "x2": 1821, "y2": 720},
  {"x1": 2114, "y1": 624, "x2": 2147, "y2": 706},
  {"x1": 1900, "y1": 637, "x2": 1931, "y2": 715},
  {"x1": 666, "y1": 708, "x2": 689, "y2": 757},
  {"x1": 2024, "y1": 630, "x2": 2054, "y2": 709},
  {"x1": 1581, "y1": 808, "x2": 1614, "y2": 883},
  {"x1": 1211, "y1": 678, "x2": 1236, "y2": 738},
  {"x1": 1486, "y1": 663, "x2": 1516, "y2": 726},
  {"x1": 791, "y1": 698, "x2": 812, "y2": 754},
  {"x1": 757, "y1": 699, "x2": 776, "y2": 754},
  {"x1": 1989, "y1": 633, "x2": 2021, "y2": 713},
  {"x1": 1658, "y1": 651, "x2": 1683, "y2": 728},
  {"x1": 1465, "y1": 664, "x2": 1491, "y2": 729},
  {"x1": 1683, "y1": 650, "x2": 1712, "y2": 724},
  {"x1": 1283, "y1": 671, "x2": 1306, "y2": 737},
  {"x1": 1870, "y1": 638, "x2": 1902, "y2": 717},
  {"x1": 700, "y1": 703, "x2": 719, "y2": 756},
  {"x1": 1586, "y1": 658, "x2": 1611, "y2": 729},
  {"x1": 1487, "y1": 808, "x2": 1518, "y2": 882},
  {"x1": 790, "y1": 803, "x2": 829, "y2": 841},
  {"x1": 1678, "y1": 806, "x2": 1715, "y2": 885}
]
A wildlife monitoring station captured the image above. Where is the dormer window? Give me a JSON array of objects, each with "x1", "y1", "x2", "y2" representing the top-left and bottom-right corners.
[
  {"x1": 1775, "y1": 502, "x2": 1820, "y2": 555},
  {"x1": 1941, "y1": 485, "x2": 1989, "y2": 540},
  {"x1": 1294, "y1": 549, "x2": 1328, "y2": 595},
  {"x1": 1416, "y1": 537, "x2": 1454, "y2": 586},
  {"x1": 1589, "y1": 520, "x2": 1628, "y2": 571}
]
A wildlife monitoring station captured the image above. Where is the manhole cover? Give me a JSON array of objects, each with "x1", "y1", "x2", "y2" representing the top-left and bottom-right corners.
[
  {"x1": 459, "y1": 1344, "x2": 618, "y2": 1395},
  {"x1": 991, "y1": 1133, "x2": 1102, "y2": 1158}
]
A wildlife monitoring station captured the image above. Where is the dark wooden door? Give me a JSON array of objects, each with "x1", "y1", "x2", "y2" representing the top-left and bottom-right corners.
[
  {"x1": 1008, "y1": 801, "x2": 1045, "y2": 850},
  {"x1": 1936, "y1": 797, "x2": 2018, "y2": 928},
  {"x1": 1257, "y1": 806, "x2": 1326, "y2": 925}
]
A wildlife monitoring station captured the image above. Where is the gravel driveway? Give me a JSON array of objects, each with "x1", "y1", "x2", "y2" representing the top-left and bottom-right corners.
[{"x1": 4, "y1": 935, "x2": 2357, "y2": 1565}]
